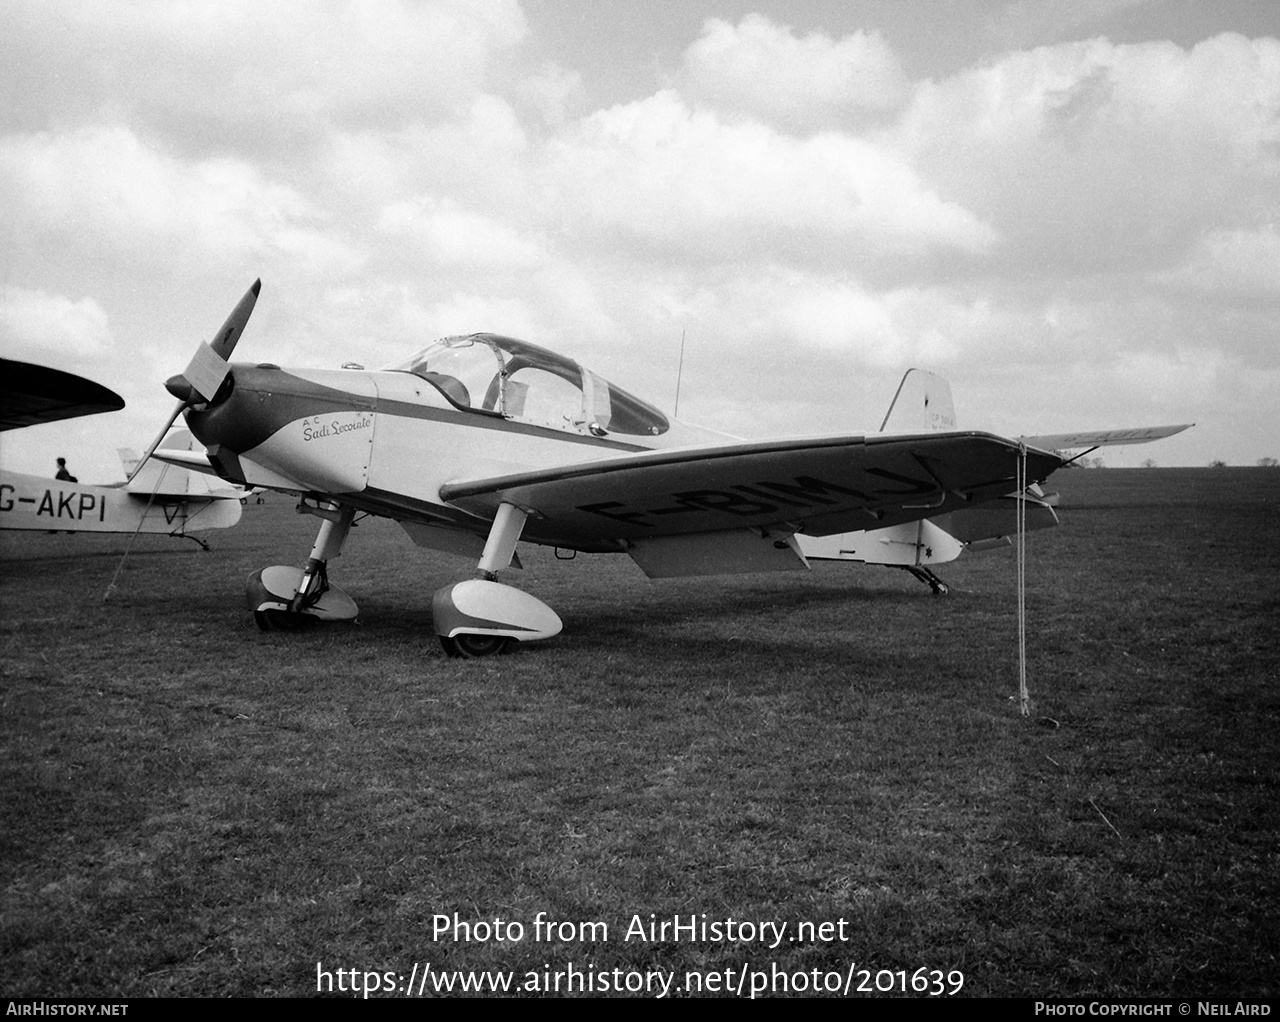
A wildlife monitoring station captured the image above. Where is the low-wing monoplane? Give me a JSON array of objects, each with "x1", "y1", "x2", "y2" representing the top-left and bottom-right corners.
[
  {"x1": 0, "y1": 359, "x2": 243, "y2": 546},
  {"x1": 149, "y1": 281, "x2": 1190, "y2": 655}
]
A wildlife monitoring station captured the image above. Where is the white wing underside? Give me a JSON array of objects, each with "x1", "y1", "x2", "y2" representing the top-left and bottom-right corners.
[{"x1": 1019, "y1": 425, "x2": 1192, "y2": 451}]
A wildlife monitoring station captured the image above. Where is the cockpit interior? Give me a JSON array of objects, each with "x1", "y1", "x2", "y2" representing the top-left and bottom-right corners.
[{"x1": 387, "y1": 334, "x2": 670, "y2": 438}]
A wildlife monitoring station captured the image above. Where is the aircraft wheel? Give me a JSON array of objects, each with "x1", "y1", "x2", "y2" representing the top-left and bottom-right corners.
[
  {"x1": 439, "y1": 633, "x2": 512, "y2": 658},
  {"x1": 254, "y1": 608, "x2": 319, "y2": 632}
]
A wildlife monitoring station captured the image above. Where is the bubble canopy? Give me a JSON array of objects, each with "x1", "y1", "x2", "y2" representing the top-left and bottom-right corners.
[{"x1": 385, "y1": 333, "x2": 670, "y2": 437}]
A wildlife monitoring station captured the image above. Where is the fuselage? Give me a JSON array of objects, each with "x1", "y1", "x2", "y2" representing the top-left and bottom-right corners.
[
  {"x1": 0, "y1": 469, "x2": 241, "y2": 535},
  {"x1": 184, "y1": 334, "x2": 729, "y2": 551},
  {"x1": 180, "y1": 333, "x2": 1065, "y2": 562}
]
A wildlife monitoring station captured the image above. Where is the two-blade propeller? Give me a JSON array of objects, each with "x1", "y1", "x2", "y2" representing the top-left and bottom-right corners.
[{"x1": 128, "y1": 279, "x2": 261, "y2": 482}]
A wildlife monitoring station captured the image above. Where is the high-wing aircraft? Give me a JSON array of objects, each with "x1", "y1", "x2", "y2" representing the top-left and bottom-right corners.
[
  {"x1": 0, "y1": 359, "x2": 243, "y2": 546},
  {"x1": 148, "y1": 281, "x2": 1190, "y2": 655}
]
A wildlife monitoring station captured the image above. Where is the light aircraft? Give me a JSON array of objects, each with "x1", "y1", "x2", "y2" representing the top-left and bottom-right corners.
[
  {"x1": 0, "y1": 359, "x2": 242, "y2": 546},
  {"x1": 147, "y1": 280, "x2": 1189, "y2": 655}
]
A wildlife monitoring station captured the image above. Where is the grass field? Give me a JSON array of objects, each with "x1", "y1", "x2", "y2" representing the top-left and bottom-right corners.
[{"x1": 2, "y1": 467, "x2": 1277, "y2": 998}]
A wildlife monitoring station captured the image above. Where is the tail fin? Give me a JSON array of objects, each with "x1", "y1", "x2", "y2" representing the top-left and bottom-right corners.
[
  {"x1": 117, "y1": 447, "x2": 142, "y2": 479},
  {"x1": 880, "y1": 369, "x2": 956, "y2": 433},
  {"x1": 125, "y1": 430, "x2": 204, "y2": 496}
]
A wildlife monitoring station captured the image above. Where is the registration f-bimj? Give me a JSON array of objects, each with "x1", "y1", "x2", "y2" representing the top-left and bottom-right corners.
[{"x1": 145, "y1": 280, "x2": 1190, "y2": 655}]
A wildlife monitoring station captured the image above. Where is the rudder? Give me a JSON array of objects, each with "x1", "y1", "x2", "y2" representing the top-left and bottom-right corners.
[{"x1": 879, "y1": 368, "x2": 956, "y2": 433}]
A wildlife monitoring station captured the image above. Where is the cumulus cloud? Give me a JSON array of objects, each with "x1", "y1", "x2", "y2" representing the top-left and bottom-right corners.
[
  {"x1": 419, "y1": 291, "x2": 541, "y2": 340},
  {"x1": 376, "y1": 196, "x2": 545, "y2": 268},
  {"x1": 681, "y1": 15, "x2": 909, "y2": 129},
  {"x1": 0, "y1": 285, "x2": 114, "y2": 359},
  {"x1": 0, "y1": 124, "x2": 363, "y2": 275},
  {"x1": 893, "y1": 33, "x2": 1280, "y2": 276},
  {"x1": 523, "y1": 62, "x2": 587, "y2": 127},
  {"x1": 542, "y1": 91, "x2": 996, "y2": 267},
  {"x1": 0, "y1": 4, "x2": 1274, "y2": 469},
  {"x1": 1159, "y1": 226, "x2": 1280, "y2": 297},
  {"x1": 0, "y1": 0, "x2": 528, "y2": 141},
  {"x1": 325, "y1": 94, "x2": 531, "y2": 219}
]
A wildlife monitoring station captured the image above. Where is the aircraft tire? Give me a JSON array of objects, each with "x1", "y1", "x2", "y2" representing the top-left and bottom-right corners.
[
  {"x1": 254, "y1": 608, "x2": 320, "y2": 632},
  {"x1": 439, "y1": 633, "x2": 512, "y2": 658}
]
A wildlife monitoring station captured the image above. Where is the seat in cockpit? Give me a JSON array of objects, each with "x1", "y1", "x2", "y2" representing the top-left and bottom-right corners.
[{"x1": 420, "y1": 372, "x2": 470, "y2": 409}]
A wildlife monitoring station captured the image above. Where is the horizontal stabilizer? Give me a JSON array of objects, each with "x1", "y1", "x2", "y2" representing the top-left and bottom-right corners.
[
  {"x1": 1020, "y1": 424, "x2": 1192, "y2": 452},
  {"x1": 940, "y1": 494, "x2": 1060, "y2": 549},
  {"x1": 798, "y1": 490, "x2": 1060, "y2": 566},
  {"x1": 799, "y1": 518, "x2": 963, "y2": 566}
]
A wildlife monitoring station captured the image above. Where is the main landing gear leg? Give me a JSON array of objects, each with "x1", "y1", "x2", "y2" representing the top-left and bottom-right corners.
[
  {"x1": 477, "y1": 501, "x2": 526, "y2": 581},
  {"x1": 248, "y1": 503, "x2": 359, "y2": 630},
  {"x1": 433, "y1": 502, "x2": 562, "y2": 657}
]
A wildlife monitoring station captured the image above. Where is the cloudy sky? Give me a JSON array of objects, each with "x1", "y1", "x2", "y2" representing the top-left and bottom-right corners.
[{"x1": 2, "y1": 0, "x2": 1277, "y2": 481}]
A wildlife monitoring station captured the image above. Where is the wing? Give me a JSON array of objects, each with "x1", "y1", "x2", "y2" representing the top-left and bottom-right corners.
[
  {"x1": 0, "y1": 359, "x2": 125, "y2": 431},
  {"x1": 1018, "y1": 424, "x2": 1192, "y2": 451},
  {"x1": 440, "y1": 431, "x2": 1062, "y2": 547}
]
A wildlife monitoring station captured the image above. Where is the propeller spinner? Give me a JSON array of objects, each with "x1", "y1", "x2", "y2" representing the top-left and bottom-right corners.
[{"x1": 130, "y1": 279, "x2": 261, "y2": 482}]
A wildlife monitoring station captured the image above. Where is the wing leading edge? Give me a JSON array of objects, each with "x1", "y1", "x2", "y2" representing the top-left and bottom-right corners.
[
  {"x1": 0, "y1": 359, "x2": 125, "y2": 432},
  {"x1": 1018, "y1": 424, "x2": 1192, "y2": 451}
]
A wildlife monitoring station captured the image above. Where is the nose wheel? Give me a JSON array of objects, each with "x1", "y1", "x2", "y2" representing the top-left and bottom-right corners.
[
  {"x1": 256, "y1": 607, "x2": 321, "y2": 631},
  {"x1": 439, "y1": 633, "x2": 514, "y2": 658},
  {"x1": 248, "y1": 503, "x2": 358, "y2": 629},
  {"x1": 247, "y1": 564, "x2": 358, "y2": 628}
]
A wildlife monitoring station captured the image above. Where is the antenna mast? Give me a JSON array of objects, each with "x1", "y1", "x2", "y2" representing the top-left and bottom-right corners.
[{"x1": 674, "y1": 328, "x2": 686, "y2": 418}]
